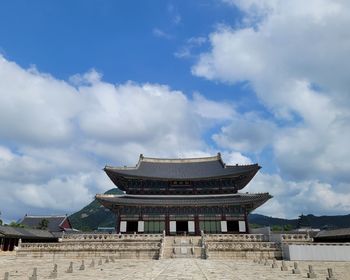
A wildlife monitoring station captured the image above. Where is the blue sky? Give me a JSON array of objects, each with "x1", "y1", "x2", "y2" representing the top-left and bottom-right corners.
[{"x1": 0, "y1": 0, "x2": 349, "y2": 222}]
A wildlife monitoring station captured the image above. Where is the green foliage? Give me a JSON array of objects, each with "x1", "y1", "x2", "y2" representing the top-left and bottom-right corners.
[
  {"x1": 8, "y1": 221, "x2": 25, "y2": 228},
  {"x1": 37, "y1": 218, "x2": 49, "y2": 230},
  {"x1": 249, "y1": 213, "x2": 350, "y2": 230},
  {"x1": 249, "y1": 223, "x2": 261, "y2": 229},
  {"x1": 271, "y1": 225, "x2": 283, "y2": 232},
  {"x1": 297, "y1": 214, "x2": 311, "y2": 229},
  {"x1": 283, "y1": 224, "x2": 293, "y2": 231}
]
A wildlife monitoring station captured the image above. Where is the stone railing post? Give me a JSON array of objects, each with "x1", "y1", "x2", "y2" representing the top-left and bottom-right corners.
[
  {"x1": 307, "y1": 265, "x2": 316, "y2": 278},
  {"x1": 326, "y1": 268, "x2": 336, "y2": 280},
  {"x1": 158, "y1": 234, "x2": 165, "y2": 260}
]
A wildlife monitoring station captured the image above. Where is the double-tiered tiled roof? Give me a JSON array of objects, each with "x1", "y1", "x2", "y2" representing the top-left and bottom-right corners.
[
  {"x1": 97, "y1": 154, "x2": 271, "y2": 213},
  {"x1": 104, "y1": 153, "x2": 261, "y2": 194}
]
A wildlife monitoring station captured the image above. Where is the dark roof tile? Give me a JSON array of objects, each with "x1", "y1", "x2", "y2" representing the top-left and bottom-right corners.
[
  {"x1": 96, "y1": 193, "x2": 271, "y2": 210},
  {"x1": 0, "y1": 225, "x2": 56, "y2": 239},
  {"x1": 105, "y1": 154, "x2": 260, "y2": 180},
  {"x1": 20, "y1": 215, "x2": 69, "y2": 232}
]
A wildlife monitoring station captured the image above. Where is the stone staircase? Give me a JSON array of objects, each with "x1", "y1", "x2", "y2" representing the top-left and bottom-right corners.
[{"x1": 162, "y1": 236, "x2": 204, "y2": 259}]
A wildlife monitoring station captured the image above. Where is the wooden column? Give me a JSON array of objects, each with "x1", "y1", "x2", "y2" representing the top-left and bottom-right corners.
[
  {"x1": 115, "y1": 209, "x2": 120, "y2": 233},
  {"x1": 194, "y1": 214, "x2": 200, "y2": 236},
  {"x1": 9, "y1": 238, "x2": 15, "y2": 251},
  {"x1": 165, "y1": 211, "x2": 170, "y2": 236},
  {"x1": 3, "y1": 238, "x2": 9, "y2": 251},
  {"x1": 244, "y1": 209, "x2": 249, "y2": 234}
]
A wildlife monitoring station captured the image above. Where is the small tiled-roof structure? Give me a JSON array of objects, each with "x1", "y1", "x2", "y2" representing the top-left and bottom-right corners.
[
  {"x1": 0, "y1": 225, "x2": 56, "y2": 240},
  {"x1": 20, "y1": 215, "x2": 72, "y2": 232},
  {"x1": 0, "y1": 225, "x2": 57, "y2": 251},
  {"x1": 314, "y1": 228, "x2": 350, "y2": 243}
]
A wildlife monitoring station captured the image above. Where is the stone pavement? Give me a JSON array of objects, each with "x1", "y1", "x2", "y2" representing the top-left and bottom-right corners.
[{"x1": 0, "y1": 254, "x2": 349, "y2": 279}]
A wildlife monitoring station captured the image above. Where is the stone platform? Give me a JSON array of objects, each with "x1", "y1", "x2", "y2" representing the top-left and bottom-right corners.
[
  {"x1": 15, "y1": 233, "x2": 294, "y2": 260},
  {"x1": 0, "y1": 255, "x2": 349, "y2": 279}
]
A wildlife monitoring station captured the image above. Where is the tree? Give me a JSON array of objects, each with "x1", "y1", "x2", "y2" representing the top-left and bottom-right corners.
[
  {"x1": 8, "y1": 221, "x2": 25, "y2": 228},
  {"x1": 271, "y1": 225, "x2": 283, "y2": 232},
  {"x1": 0, "y1": 211, "x2": 2, "y2": 226},
  {"x1": 283, "y1": 224, "x2": 293, "y2": 231},
  {"x1": 297, "y1": 214, "x2": 311, "y2": 229},
  {"x1": 37, "y1": 218, "x2": 49, "y2": 230}
]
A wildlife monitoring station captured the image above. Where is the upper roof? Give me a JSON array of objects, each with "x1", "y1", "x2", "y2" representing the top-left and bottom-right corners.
[
  {"x1": 20, "y1": 215, "x2": 71, "y2": 232},
  {"x1": 104, "y1": 153, "x2": 260, "y2": 180}
]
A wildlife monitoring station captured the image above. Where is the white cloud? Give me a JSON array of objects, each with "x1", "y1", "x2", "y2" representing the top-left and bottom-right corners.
[
  {"x1": 213, "y1": 113, "x2": 275, "y2": 153},
  {"x1": 192, "y1": 92, "x2": 234, "y2": 120},
  {"x1": 152, "y1": 28, "x2": 173, "y2": 39},
  {"x1": 247, "y1": 173, "x2": 350, "y2": 218},
  {"x1": 175, "y1": 37, "x2": 207, "y2": 58},
  {"x1": 223, "y1": 151, "x2": 252, "y2": 165},
  {"x1": 188, "y1": 0, "x2": 350, "y2": 218},
  {"x1": 2, "y1": 0, "x2": 350, "y2": 222},
  {"x1": 0, "y1": 56, "x2": 233, "y2": 221},
  {"x1": 193, "y1": 0, "x2": 350, "y2": 182},
  {"x1": 167, "y1": 3, "x2": 182, "y2": 25},
  {"x1": 0, "y1": 57, "x2": 80, "y2": 146}
]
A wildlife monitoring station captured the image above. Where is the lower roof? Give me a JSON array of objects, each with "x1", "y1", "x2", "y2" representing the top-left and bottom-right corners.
[
  {"x1": 315, "y1": 228, "x2": 350, "y2": 239},
  {"x1": 0, "y1": 225, "x2": 56, "y2": 239},
  {"x1": 96, "y1": 193, "x2": 271, "y2": 210}
]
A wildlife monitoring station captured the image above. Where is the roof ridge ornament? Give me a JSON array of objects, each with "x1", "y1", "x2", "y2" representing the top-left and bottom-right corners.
[{"x1": 139, "y1": 154, "x2": 221, "y2": 163}]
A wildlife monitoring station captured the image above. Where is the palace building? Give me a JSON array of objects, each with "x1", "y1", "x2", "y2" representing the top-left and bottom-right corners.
[{"x1": 96, "y1": 153, "x2": 271, "y2": 236}]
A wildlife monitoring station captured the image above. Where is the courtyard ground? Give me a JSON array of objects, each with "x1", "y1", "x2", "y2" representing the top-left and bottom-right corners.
[{"x1": 0, "y1": 253, "x2": 349, "y2": 279}]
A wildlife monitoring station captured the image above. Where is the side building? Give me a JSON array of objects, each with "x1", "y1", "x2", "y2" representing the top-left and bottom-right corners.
[{"x1": 96, "y1": 153, "x2": 271, "y2": 236}]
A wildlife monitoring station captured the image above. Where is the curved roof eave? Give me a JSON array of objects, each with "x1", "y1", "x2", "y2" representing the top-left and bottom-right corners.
[{"x1": 104, "y1": 163, "x2": 260, "y2": 181}]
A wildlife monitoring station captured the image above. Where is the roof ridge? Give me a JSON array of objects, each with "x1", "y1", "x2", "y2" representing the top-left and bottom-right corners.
[
  {"x1": 24, "y1": 215, "x2": 66, "y2": 218},
  {"x1": 104, "y1": 153, "x2": 224, "y2": 170},
  {"x1": 140, "y1": 153, "x2": 221, "y2": 163}
]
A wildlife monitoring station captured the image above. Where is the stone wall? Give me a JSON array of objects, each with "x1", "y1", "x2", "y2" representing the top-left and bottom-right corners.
[{"x1": 283, "y1": 243, "x2": 350, "y2": 261}]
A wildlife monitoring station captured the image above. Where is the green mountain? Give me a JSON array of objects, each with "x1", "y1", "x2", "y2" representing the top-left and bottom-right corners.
[
  {"x1": 249, "y1": 213, "x2": 350, "y2": 230},
  {"x1": 69, "y1": 188, "x2": 350, "y2": 231},
  {"x1": 69, "y1": 188, "x2": 123, "y2": 231}
]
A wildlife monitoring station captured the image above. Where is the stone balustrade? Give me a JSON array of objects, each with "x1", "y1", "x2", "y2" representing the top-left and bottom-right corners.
[
  {"x1": 19, "y1": 241, "x2": 160, "y2": 252},
  {"x1": 62, "y1": 233, "x2": 163, "y2": 242},
  {"x1": 207, "y1": 241, "x2": 280, "y2": 251},
  {"x1": 16, "y1": 234, "x2": 164, "y2": 259},
  {"x1": 203, "y1": 234, "x2": 282, "y2": 259},
  {"x1": 204, "y1": 234, "x2": 269, "y2": 242},
  {"x1": 280, "y1": 233, "x2": 312, "y2": 243}
]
